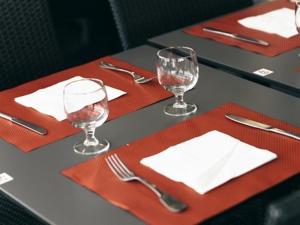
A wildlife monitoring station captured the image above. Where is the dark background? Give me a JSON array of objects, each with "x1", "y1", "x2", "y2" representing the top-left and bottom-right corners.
[{"x1": 48, "y1": 0, "x2": 121, "y2": 67}]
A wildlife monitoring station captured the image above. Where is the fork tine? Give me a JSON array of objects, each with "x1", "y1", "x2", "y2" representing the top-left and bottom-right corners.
[
  {"x1": 111, "y1": 154, "x2": 131, "y2": 177},
  {"x1": 105, "y1": 157, "x2": 126, "y2": 180},
  {"x1": 113, "y1": 154, "x2": 134, "y2": 175}
]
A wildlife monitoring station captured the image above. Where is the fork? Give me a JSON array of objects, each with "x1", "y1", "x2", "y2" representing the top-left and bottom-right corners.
[
  {"x1": 105, "y1": 154, "x2": 187, "y2": 212},
  {"x1": 99, "y1": 61, "x2": 156, "y2": 84}
]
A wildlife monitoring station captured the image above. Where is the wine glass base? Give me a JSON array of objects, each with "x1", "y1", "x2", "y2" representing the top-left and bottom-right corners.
[
  {"x1": 164, "y1": 103, "x2": 197, "y2": 116},
  {"x1": 73, "y1": 139, "x2": 110, "y2": 155}
]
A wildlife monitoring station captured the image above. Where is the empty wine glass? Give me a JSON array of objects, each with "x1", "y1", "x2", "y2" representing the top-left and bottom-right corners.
[
  {"x1": 156, "y1": 46, "x2": 199, "y2": 116},
  {"x1": 63, "y1": 78, "x2": 110, "y2": 155},
  {"x1": 295, "y1": 0, "x2": 300, "y2": 33}
]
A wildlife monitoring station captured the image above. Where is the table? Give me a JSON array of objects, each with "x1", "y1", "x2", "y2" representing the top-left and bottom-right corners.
[
  {"x1": 0, "y1": 45, "x2": 299, "y2": 225},
  {"x1": 148, "y1": 23, "x2": 300, "y2": 98}
]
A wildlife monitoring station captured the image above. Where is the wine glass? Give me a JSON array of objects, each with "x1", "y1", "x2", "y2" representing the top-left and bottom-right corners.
[
  {"x1": 156, "y1": 46, "x2": 199, "y2": 116},
  {"x1": 63, "y1": 78, "x2": 110, "y2": 155},
  {"x1": 295, "y1": 0, "x2": 300, "y2": 33}
]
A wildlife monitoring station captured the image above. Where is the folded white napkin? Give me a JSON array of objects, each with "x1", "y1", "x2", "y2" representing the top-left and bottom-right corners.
[
  {"x1": 15, "y1": 76, "x2": 126, "y2": 121},
  {"x1": 141, "y1": 130, "x2": 277, "y2": 194},
  {"x1": 238, "y1": 8, "x2": 298, "y2": 38}
]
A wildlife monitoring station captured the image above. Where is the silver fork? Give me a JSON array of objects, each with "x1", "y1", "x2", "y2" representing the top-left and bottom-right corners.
[
  {"x1": 105, "y1": 154, "x2": 187, "y2": 212},
  {"x1": 99, "y1": 61, "x2": 156, "y2": 84}
]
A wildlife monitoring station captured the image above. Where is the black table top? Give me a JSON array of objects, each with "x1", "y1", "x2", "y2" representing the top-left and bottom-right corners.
[{"x1": 0, "y1": 45, "x2": 299, "y2": 225}]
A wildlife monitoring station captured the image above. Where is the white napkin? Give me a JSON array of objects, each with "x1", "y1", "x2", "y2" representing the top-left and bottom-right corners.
[
  {"x1": 141, "y1": 130, "x2": 277, "y2": 194},
  {"x1": 15, "y1": 76, "x2": 126, "y2": 121},
  {"x1": 238, "y1": 8, "x2": 298, "y2": 38}
]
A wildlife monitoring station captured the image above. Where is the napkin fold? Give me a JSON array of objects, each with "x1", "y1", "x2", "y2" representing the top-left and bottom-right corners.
[
  {"x1": 141, "y1": 130, "x2": 277, "y2": 194},
  {"x1": 15, "y1": 76, "x2": 126, "y2": 121},
  {"x1": 238, "y1": 8, "x2": 298, "y2": 38}
]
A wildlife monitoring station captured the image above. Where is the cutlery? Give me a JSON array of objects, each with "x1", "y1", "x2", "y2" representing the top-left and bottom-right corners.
[
  {"x1": 99, "y1": 61, "x2": 156, "y2": 84},
  {"x1": 0, "y1": 112, "x2": 47, "y2": 135},
  {"x1": 203, "y1": 27, "x2": 269, "y2": 46},
  {"x1": 226, "y1": 114, "x2": 300, "y2": 141},
  {"x1": 105, "y1": 154, "x2": 187, "y2": 212}
]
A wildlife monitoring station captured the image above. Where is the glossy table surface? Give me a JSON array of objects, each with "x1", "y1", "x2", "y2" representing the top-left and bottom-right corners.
[
  {"x1": 0, "y1": 45, "x2": 299, "y2": 225},
  {"x1": 148, "y1": 19, "x2": 300, "y2": 98}
]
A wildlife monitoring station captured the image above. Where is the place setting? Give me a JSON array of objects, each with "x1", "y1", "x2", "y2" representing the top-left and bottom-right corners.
[
  {"x1": 184, "y1": 0, "x2": 300, "y2": 56},
  {"x1": 61, "y1": 47, "x2": 300, "y2": 225},
  {"x1": 62, "y1": 100, "x2": 300, "y2": 225},
  {"x1": 0, "y1": 54, "x2": 174, "y2": 152}
]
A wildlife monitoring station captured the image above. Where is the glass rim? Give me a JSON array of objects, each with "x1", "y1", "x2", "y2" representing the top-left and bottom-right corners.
[
  {"x1": 63, "y1": 78, "x2": 105, "y2": 96},
  {"x1": 156, "y1": 46, "x2": 197, "y2": 60}
]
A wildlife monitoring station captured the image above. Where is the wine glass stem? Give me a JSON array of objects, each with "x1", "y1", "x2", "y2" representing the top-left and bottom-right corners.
[
  {"x1": 174, "y1": 93, "x2": 187, "y2": 108},
  {"x1": 84, "y1": 126, "x2": 99, "y2": 146}
]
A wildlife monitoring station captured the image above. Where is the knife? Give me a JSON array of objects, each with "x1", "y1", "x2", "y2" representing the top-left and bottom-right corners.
[
  {"x1": 0, "y1": 112, "x2": 47, "y2": 135},
  {"x1": 225, "y1": 114, "x2": 300, "y2": 141},
  {"x1": 203, "y1": 27, "x2": 269, "y2": 47}
]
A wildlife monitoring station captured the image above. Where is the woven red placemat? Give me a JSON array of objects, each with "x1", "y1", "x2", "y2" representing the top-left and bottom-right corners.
[
  {"x1": 63, "y1": 103, "x2": 300, "y2": 225},
  {"x1": 185, "y1": 0, "x2": 297, "y2": 56},
  {"x1": 0, "y1": 56, "x2": 170, "y2": 152}
]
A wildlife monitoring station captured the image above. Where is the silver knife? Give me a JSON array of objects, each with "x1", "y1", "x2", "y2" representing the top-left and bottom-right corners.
[
  {"x1": 0, "y1": 112, "x2": 47, "y2": 135},
  {"x1": 203, "y1": 27, "x2": 269, "y2": 47},
  {"x1": 225, "y1": 114, "x2": 300, "y2": 141}
]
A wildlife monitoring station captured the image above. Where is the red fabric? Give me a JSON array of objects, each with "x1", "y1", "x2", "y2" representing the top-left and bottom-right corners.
[
  {"x1": 62, "y1": 103, "x2": 300, "y2": 225},
  {"x1": 184, "y1": 0, "x2": 297, "y2": 57},
  {"x1": 0, "y1": 56, "x2": 171, "y2": 152}
]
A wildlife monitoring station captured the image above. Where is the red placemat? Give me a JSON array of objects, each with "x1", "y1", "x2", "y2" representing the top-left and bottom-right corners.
[
  {"x1": 0, "y1": 56, "x2": 171, "y2": 152},
  {"x1": 184, "y1": 0, "x2": 297, "y2": 56},
  {"x1": 62, "y1": 103, "x2": 300, "y2": 225}
]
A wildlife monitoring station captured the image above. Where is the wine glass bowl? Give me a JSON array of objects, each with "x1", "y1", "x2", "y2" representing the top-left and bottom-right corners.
[
  {"x1": 63, "y1": 78, "x2": 110, "y2": 155},
  {"x1": 156, "y1": 46, "x2": 199, "y2": 116}
]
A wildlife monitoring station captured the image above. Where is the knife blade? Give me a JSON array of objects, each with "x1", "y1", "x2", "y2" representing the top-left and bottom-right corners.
[
  {"x1": 225, "y1": 114, "x2": 300, "y2": 141},
  {"x1": 203, "y1": 27, "x2": 269, "y2": 47},
  {"x1": 0, "y1": 112, "x2": 47, "y2": 135}
]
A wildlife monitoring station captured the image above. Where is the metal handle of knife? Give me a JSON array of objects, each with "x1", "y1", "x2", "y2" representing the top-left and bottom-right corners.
[
  {"x1": 225, "y1": 114, "x2": 300, "y2": 141},
  {"x1": 270, "y1": 128, "x2": 300, "y2": 141},
  {"x1": 11, "y1": 117, "x2": 48, "y2": 135},
  {"x1": 0, "y1": 112, "x2": 47, "y2": 135},
  {"x1": 202, "y1": 27, "x2": 269, "y2": 46},
  {"x1": 233, "y1": 34, "x2": 269, "y2": 47}
]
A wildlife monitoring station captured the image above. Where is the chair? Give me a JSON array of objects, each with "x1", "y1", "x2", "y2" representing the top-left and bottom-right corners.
[
  {"x1": 0, "y1": 0, "x2": 64, "y2": 91},
  {"x1": 107, "y1": 0, "x2": 253, "y2": 50},
  {"x1": 48, "y1": 0, "x2": 121, "y2": 65},
  {"x1": 0, "y1": 192, "x2": 47, "y2": 225},
  {"x1": 265, "y1": 189, "x2": 300, "y2": 225}
]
